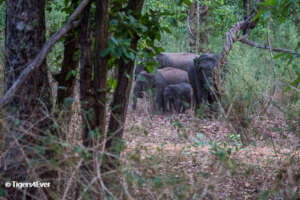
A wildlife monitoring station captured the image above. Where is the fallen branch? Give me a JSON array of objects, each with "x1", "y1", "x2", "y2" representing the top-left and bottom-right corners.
[
  {"x1": 240, "y1": 39, "x2": 300, "y2": 56},
  {"x1": 0, "y1": 0, "x2": 91, "y2": 108}
]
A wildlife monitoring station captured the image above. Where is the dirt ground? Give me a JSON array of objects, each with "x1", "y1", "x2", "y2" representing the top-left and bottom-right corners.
[{"x1": 123, "y1": 99, "x2": 300, "y2": 200}]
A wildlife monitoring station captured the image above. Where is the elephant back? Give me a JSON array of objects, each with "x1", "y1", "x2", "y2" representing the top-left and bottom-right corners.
[
  {"x1": 157, "y1": 67, "x2": 189, "y2": 84},
  {"x1": 157, "y1": 52, "x2": 198, "y2": 72}
]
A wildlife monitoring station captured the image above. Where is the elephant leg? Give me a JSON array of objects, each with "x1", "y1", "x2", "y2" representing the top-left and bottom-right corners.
[
  {"x1": 132, "y1": 95, "x2": 137, "y2": 110},
  {"x1": 181, "y1": 100, "x2": 186, "y2": 113},
  {"x1": 195, "y1": 79, "x2": 204, "y2": 107},
  {"x1": 163, "y1": 93, "x2": 170, "y2": 112},
  {"x1": 174, "y1": 99, "x2": 181, "y2": 113},
  {"x1": 156, "y1": 87, "x2": 165, "y2": 113}
]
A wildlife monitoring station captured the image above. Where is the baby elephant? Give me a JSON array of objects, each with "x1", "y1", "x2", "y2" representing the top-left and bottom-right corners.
[{"x1": 164, "y1": 83, "x2": 193, "y2": 113}]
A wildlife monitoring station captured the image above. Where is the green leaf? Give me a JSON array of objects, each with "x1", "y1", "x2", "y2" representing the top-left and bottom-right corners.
[
  {"x1": 152, "y1": 176, "x2": 163, "y2": 189},
  {"x1": 276, "y1": 0, "x2": 281, "y2": 6},
  {"x1": 183, "y1": 0, "x2": 192, "y2": 6},
  {"x1": 65, "y1": 70, "x2": 76, "y2": 81},
  {"x1": 263, "y1": 10, "x2": 271, "y2": 20},
  {"x1": 111, "y1": 36, "x2": 118, "y2": 45},
  {"x1": 273, "y1": 53, "x2": 285, "y2": 59},
  {"x1": 100, "y1": 48, "x2": 110, "y2": 57}
]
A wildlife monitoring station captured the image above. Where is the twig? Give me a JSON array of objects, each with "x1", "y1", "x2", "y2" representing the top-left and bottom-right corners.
[
  {"x1": 0, "y1": 0, "x2": 91, "y2": 108},
  {"x1": 122, "y1": 174, "x2": 135, "y2": 200},
  {"x1": 267, "y1": 18, "x2": 279, "y2": 155},
  {"x1": 61, "y1": 159, "x2": 83, "y2": 200},
  {"x1": 267, "y1": 18, "x2": 279, "y2": 98},
  {"x1": 239, "y1": 39, "x2": 300, "y2": 56},
  {"x1": 187, "y1": 14, "x2": 194, "y2": 37},
  {"x1": 77, "y1": 177, "x2": 98, "y2": 200}
]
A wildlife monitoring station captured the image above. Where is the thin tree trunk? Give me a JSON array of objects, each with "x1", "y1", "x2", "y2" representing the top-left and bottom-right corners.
[
  {"x1": 80, "y1": 0, "x2": 109, "y2": 147},
  {"x1": 243, "y1": 0, "x2": 250, "y2": 18},
  {"x1": 2, "y1": 0, "x2": 53, "y2": 199},
  {"x1": 105, "y1": 0, "x2": 144, "y2": 170},
  {"x1": 78, "y1": 2, "x2": 110, "y2": 197},
  {"x1": 189, "y1": 0, "x2": 209, "y2": 53},
  {"x1": 189, "y1": 1, "x2": 197, "y2": 53},
  {"x1": 79, "y1": 4, "x2": 93, "y2": 148},
  {"x1": 94, "y1": 0, "x2": 109, "y2": 137},
  {"x1": 56, "y1": 25, "x2": 79, "y2": 109},
  {"x1": 198, "y1": 1, "x2": 209, "y2": 53},
  {"x1": 54, "y1": 23, "x2": 79, "y2": 132},
  {"x1": 211, "y1": 0, "x2": 214, "y2": 24},
  {"x1": 196, "y1": 0, "x2": 200, "y2": 52}
]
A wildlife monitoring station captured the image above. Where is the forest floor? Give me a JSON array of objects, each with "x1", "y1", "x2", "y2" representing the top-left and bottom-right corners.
[{"x1": 123, "y1": 99, "x2": 300, "y2": 200}]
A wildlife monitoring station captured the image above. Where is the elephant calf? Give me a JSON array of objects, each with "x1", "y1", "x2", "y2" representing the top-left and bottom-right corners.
[
  {"x1": 132, "y1": 67, "x2": 189, "y2": 112},
  {"x1": 164, "y1": 82, "x2": 193, "y2": 113}
]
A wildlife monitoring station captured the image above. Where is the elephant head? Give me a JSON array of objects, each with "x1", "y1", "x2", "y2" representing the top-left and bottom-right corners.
[
  {"x1": 133, "y1": 71, "x2": 154, "y2": 98},
  {"x1": 188, "y1": 53, "x2": 218, "y2": 109}
]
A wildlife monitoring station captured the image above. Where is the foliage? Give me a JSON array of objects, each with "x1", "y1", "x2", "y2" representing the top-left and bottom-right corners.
[{"x1": 46, "y1": 0, "x2": 68, "y2": 74}]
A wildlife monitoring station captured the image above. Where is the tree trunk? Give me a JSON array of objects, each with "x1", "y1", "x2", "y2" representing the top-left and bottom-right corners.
[
  {"x1": 243, "y1": 0, "x2": 250, "y2": 18},
  {"x1": 198, "y1": 1, "x2": 209, "y2": 53},
  {"x1": 94, "y1": 0, "x2": 109, "y2": 137},
  {"x1": 105, "y1": 0, "x2": 144, "y2": 170},
  {"x1": 80, "y1": 0, "x2": 109, "y2": 147},
  {"x1": 56, "y1": 25, "x2": 79, "y2": 109},
  {"x1": 2, "y1": 0, "x2": 53, "y2": 198},
  {"x1": 79, "y1": 4, "x2": 94, "y2": 148},
  {"x1": 79, "y1": 2, "x2": 109, "y2": 197},
  {"x1": 189, "y1": 1, "x2": 197, "y2": 53},
  {"x1": 189, "y1": 0, "x2": 209, "y2": 53},
  {"x1": 54, "y1": 22, "x2": 79, "y2": 134}
]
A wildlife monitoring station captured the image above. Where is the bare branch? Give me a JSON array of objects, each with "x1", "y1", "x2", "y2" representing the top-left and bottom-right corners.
[
  {"x1": 216, "y1": 16, "x2": 254, "y2": 68},
  {"x1": 216, "y1": 0, "x2": 264, "y2": 69},
  {"x1": 0, "y1": 0, "x2": 91, "y2": 108},
  {"x1": 240, "y1": 39, "x2": 300, "y2": 56},
  {"x1": 186, "y1": 14, "x2": 193, "y2": 37}
]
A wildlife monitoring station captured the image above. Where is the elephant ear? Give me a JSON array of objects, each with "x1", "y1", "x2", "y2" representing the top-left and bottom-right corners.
[{"x1": 139, "y1": 71, "x2": 154, "y2": 85}]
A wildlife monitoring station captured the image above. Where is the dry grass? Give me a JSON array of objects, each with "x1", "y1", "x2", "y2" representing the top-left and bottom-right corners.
[
  {"x1": 0, "y1": 92, "x2": 299, "y2": 199},
  {"x1": 123, "y1": 98, "x2": 300, "y2": 199}
]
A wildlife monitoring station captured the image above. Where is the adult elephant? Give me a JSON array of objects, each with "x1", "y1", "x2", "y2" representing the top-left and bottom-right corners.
[
  {"x1": 157, "y1": 52, "x2": 198, "y2": 72},
  {"x1": 163, "y1": 82, "x2": 193, "y2": 113},
  {"x1": 133, "y1": 67, "x2": 189, "y2": 112},
  {"x1": 134, "y1": 52, "x2": 198, "y2": 75},
  {"x1": 188, "y1": 53, "x2": 218, "y2": 109}
]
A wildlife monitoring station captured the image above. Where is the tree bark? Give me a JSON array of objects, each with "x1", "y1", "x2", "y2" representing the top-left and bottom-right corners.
[
  {"x1": 80, "y1": 0, "x2": 109, "y2": 148},
  {"x1": 2, "y1": 0, "x2": 53, "y2": 198},
  {"x1": 79, "y1": 2, "x2": 110, "y2": 197},
  {"x1": 0, "y1": 0, "x2": 91, "y2": 108},
  {"x1": 243, "y1": 0, "x2": 250, "y2": 18},
  {"x1": 79, "y1": 4, "x2": 94, "y2": 148},
  {"x1": 55, "y1": 15, "x2": 79, "y2": 109},
  {"x1": 189, "y1": 0, "x2": 209, "y2": 53},
  {"x1": 105, "y1": 0, "x2": 144, "y2": 170},
  {"x1": 94, "y1": 0, "x2": 109, "y2": 138},
  {"x1": 189, "y1": 1, "x2": 197, "y2": 53}
]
